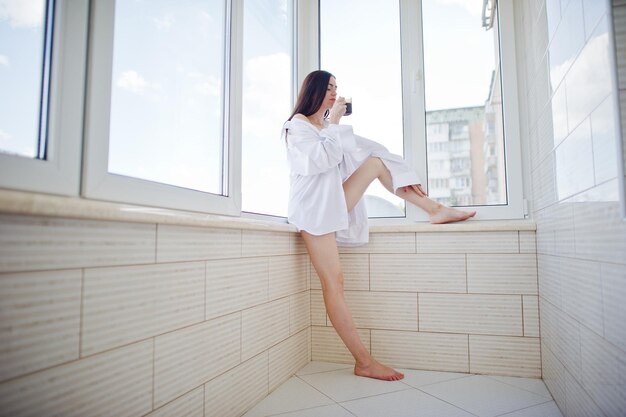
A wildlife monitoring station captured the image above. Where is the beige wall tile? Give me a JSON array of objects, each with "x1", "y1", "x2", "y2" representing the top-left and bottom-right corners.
[
  {"x1": 345, "y1": 291, "x2": 418, "y2": 331},
  {"x1": 469, "y1": 335, "x2": 541, "y2": 378},
  {"x1": 310, "y1": 254, "x2": 369, "y2": 291},
  {"x1": 601, "y1": 262, "x2": 626, "y2": 352},
  {"x1": 205, "y1": 352, "x2": 268, "y2": 417},
  {"x1": 563, "y1": 367, "x2": 607, "y2": 417},
  {"x1": 157, "y1": 225, "x2": 241, "y2": 263},
  {"x1": 0, "y1": 340, "x2": 153, "y2": 417},
  {"x1": 82, "y1": 263, "x2": 205, "y2": 356},
  {"x1": 154, "y1": 313, "x2": 241, "y2": 408},
  {"x1": 269, "y1": 329, "x2": 310, "y2": 391},
  {"x1": 523, "y1": 295, "x2": 540, "y2": 337},
  {"x1": 206, "y1": 257, "x2": 268, "y2": 320},
  {"x1": 573, "y1": 199, "x2": 626, "y2": 264},
  {"x1": 537, "y1": 254, "x2": 563, "y2": 309},
  {"x1": 416, "y1": 231, "x2": 519, "y2": 253},
  {"x1": 242, "y1": 230, "x2": 290, "y2": 257},
  {"x1": 580, "y1": 326, "x2": 626, "y2": 417},
  {"x1": 371, "y1": 330, "x2": 469, "y2": 373},
  {"x1": 467, "y1": 254, "x2": 538, "y2": 295},
  {"x1": 290, "y1": 233, "x2": 308, "y2": 255},
  {"x1": 0, "y1": 269, "x2": 81, "y2": 382},
  {"x1": 339, "y1": 232, "x2": 415, "y2": 254},
  {"x1": 541, "y1": 344, "x2": 567, "y2": 412},
  {"x1": 0, "y1": 215, "x2": 156, "y2": 272},
  {"x1": 146, "y1": 387, "x2": 203, "y2": 417},
  {"x1": 242, "y1": 298, "x2": 290, "y2": 361},
  {"x1": 419, "y1": 294, "x2": 523, "y2": 336},
  {"x1": 539, "y1": 299, "x2": 582, "y2": 382},
  {"x1": 290, "y1": 291, "x2": 311, "y2": 335},
  {"x1": 312, "y1": 326, "x2": 369, "y2": 364},
  {"x1": 310, "y1": 290, "x2": 328, "y2": 326},
  {"x1": 560, "y1": 258, "x2": 603, "y2": 336},
  {"x1": 269, "y1": 255, "x2": 309, "y2": 300},
  {"x1": 370, "y1": 254, "x2": 466, "y2": 293}
]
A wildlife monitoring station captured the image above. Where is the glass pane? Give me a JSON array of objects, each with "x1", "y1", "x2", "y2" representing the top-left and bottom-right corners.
[
  {"x1": 108, "y1": 0, "x2": 226, "y2": 194},
  {"x1": 241, "y1": 0, "x2": 292, "y2": 216},
  {"x1": 422, "y1": 0, "x2": 507, "y2": 206},
  {"x1": 320, "y1": 0, "x2": 405, "y2": 217},
  {"x1": 0, "y1": 0, "x2": 51, "y2": 158}
]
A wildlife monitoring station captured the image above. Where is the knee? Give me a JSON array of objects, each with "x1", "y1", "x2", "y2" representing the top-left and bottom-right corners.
[
  {"x1": 367, "y1": 157, "x2": 384, "y2": 170},
  {"x1": 320, "y1": 272, "x2": 345, "y2": 295}
]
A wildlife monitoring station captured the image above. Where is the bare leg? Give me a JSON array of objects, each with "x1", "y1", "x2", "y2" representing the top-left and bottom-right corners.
[
  {"x1": 301, "y1": 231, "x2": 404, "y2": 381},
  {"x1": 342, "y1": 157, "x2": 476, "y2": 223}
]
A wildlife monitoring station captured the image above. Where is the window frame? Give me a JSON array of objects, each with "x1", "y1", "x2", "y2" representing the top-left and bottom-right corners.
[
  {"x1": 0, "y1": 0, "x2": 87, "y2": 196},
  {"x1": 82, "y1": 0, "x2": 243, "y2": 215},
  {"x1": 311, "y1": 0, "x2": 524, "y2": 222}
]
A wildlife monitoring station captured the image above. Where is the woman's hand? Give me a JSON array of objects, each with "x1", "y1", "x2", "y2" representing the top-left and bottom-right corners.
[
  {"x1": 403, "y1": 184, "x2": 428, "y2": 197},
  {"x1": 328, "y1": 96, "x2": 347, "y2": 124}
]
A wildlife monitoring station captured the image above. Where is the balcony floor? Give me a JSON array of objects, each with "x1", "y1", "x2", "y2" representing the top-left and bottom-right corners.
[{"x1": 243, "y1": 361, "x2": 563, "y2": 417}]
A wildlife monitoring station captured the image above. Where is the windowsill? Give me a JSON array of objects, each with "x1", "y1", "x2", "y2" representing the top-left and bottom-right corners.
[{"x1": 0, "y1": 189, "x2": 535, "y2": 232}]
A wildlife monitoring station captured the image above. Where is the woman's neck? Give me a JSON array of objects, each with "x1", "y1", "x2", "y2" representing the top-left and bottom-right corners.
[{"x1": 307, "y1": 109, "x2": 326, "y2": 129}]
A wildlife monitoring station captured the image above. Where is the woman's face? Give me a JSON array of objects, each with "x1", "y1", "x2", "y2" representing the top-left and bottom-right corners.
[{"x1": 321, "y1": 76, "x2": 338, "y2": 110}]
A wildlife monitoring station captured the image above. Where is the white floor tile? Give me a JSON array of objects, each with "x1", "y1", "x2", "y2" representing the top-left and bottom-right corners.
[
  {"x1": 296, "y1": 361, "x2": 353, "y2": 376},
  {"x1": 298, "y1": 368, "x2": 408, "y2": 402},
  {"x1": 487, "y1": 375, "x2": 553, "y2": 399},
  {"x1": 271, "y1": 404, "x2": 355, "y2": 417},
  {"x1": 341, "y1": 389, "x2": 475, "y2": 417},
  {"x1": 419, "y1": 375, "x2": 549, "y2": 417},
  {"x1": 243, "y1": 377, "x2": 334, "y2": 417},
  {"x1": 399, "y1": 368, "x2": 470, "y2": 388},
  {"x1": 498, "y1": 401, "x2": 564, "y2": 417}
]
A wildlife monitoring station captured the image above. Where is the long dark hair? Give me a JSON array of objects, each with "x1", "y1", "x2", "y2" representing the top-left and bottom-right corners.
[{"x1": 288, "y1": 70, "x2": 333, "y2": 121}]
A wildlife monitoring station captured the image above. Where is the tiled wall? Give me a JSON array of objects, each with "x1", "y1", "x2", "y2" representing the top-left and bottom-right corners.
[
  {"x1": 310, "y1": 230, "x2": 541, "y2": 378},
  {"x1": 514, "y1": 0, "x2": 626, "y2": 416},
  {"x1": 0, "y1": 214, "x2": 310, "y2": 417}
]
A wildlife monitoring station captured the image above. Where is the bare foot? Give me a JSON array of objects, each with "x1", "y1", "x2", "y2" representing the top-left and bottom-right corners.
[
  {"x1": 429, "y1": 205, "x2": 476, "y2": 224},
  {"x1": 354, "y1": 360, "x2": 404, "y2": 381}
]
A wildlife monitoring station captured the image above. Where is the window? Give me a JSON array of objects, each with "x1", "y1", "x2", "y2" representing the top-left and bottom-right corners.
[
  {"x1": 422, "y1": 0, "x2": 506, "y2": 207},
  {"x1": 0, "y1": 0, "x2": 50, "y2": 159},
  {"x1": 83, "y1": 0, "x2": 241, "y2": 214},
  {"x1": 316, "y1": 0, "x2": 523, "y2": 220},
  {"x1": 320, "y1": 0, "x2": 405, "y2": 218},
  {"x1": 241, "y1": 0, "x2": 293, "y2": 217},
  {"x1": 0, "y1": 0, "x2": 86, "y2": 195}
]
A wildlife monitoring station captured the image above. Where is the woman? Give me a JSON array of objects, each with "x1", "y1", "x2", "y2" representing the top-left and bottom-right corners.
[{"x1": 283, "y1": 70, "x2": 475, "y2": 381}]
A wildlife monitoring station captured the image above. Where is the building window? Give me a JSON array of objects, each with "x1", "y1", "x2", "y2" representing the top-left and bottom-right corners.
[{"x1": 241, "y1": 0, "x2": 293, "y2": 217}]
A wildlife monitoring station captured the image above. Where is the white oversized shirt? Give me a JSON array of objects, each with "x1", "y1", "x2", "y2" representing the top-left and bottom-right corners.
[{"x1": 284, "y1": 117, "x2": 421, "y2": 246}]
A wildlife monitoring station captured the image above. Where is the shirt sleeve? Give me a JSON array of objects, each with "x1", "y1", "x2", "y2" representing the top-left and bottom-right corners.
[{"x1": 287, "y1": 123, "x2": 356, "y2": 176}]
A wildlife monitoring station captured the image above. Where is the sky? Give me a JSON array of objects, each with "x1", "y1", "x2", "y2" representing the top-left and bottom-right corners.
[{"x1": 1, "y1": 0, "x2": 498, "y2": 217}]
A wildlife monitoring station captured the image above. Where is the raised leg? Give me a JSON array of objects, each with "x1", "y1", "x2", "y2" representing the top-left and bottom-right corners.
[
  {"x1": 301, "y1": 231, "x2": 404, "y2": 381},
  {"x1": 342, "y1": 157, "x2": 476, "y2": 222}
]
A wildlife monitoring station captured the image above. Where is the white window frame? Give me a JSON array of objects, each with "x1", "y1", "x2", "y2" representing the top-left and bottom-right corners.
[
  {"x1": 82, "y1": 0, "x2": 243, "y2": 216},
  {"x1": 0, "y1": 0, "x2": 87, "y2": 196},
  {"x1": 309, "y1": 0, "x2": 524, "y2": 222}
]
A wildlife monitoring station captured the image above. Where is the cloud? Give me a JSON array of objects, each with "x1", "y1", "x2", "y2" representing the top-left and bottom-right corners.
[
  {"x1": 0, "y1": 0, "x2": 44, "y2": 28},
  {"x1": 194, "y1": 75, "x2": 221, "y2": 97},
  {"x1": 436, "y1": 0, "x2": 483, "y2": 17},
  {"x1": 116, "y1": 70, "x2": 160, "y2": 94},
  {"x1": 152, "y1": 15, "x2": 174, "y2": 31},
  {"x1": 0, "y1": 128, "x2": 10, "y2": 142},
  {"x1": 0, "y1": 54, "x2": 9, "y2": 67}
]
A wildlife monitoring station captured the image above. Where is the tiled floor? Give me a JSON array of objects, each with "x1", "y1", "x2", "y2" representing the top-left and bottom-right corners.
[{"x1": 243, "y1": 362, "x2": 564, "y2": 417}]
